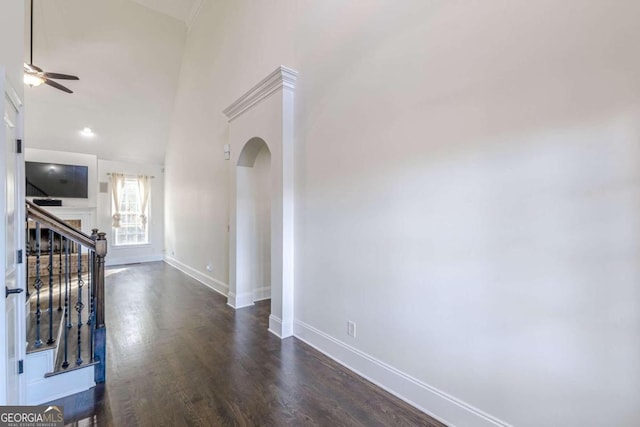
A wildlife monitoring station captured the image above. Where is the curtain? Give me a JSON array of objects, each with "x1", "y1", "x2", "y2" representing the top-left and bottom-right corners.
[
  {"x1": 110, "y1": 173, "x2": 126, "y2": 228},
  {"x1": 137, "y1": 175, "x2": 151, "y2": 227}
]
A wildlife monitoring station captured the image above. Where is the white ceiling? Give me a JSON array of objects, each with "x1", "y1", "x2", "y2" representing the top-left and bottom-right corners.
[
  {"x1": 24, "y1": 0, "x2": 190, "y2": 164},
  {"x1": 129, "y1": 0, "x2": 202, "y2": 27}
]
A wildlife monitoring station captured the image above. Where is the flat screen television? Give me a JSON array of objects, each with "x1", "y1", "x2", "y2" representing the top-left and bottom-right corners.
[{"x1": 26, "y1": 161, "x2": 89, "y2": 198}]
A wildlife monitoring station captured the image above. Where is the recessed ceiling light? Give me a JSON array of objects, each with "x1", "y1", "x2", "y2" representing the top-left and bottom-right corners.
[{"x1": 80, "y1": 127, "x2": 95, "y2": 137}]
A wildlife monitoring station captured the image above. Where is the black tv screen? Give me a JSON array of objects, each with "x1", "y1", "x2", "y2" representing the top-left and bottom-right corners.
[{"x1": 26, "y1": 161, "x2": 89, "y2": 198}]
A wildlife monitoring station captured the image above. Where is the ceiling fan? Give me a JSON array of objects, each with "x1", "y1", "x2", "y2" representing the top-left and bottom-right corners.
[{"x1": 23, "y1": 0, "x2": 79, "y2": 94}]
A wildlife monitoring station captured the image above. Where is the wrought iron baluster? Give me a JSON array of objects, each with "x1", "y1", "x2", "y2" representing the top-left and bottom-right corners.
[
  {"x1": 47, "y1": 230, "x2": 55, "y2": 345},
  {"x1": 58, "y1": 233, "x2": 62, "y2": 311},
  {"x1": 76, "y1": 246, "x2": 84, "y2": 366},
  {"x1": 66, "y1": 239, "x2": 72, "y2": 330},
  {"x1": 89, "y1": 229, "x2": 98, "y2": 363},
  {"x1": 87, "y1": 254, "x2": 93, "y2": 364},
  {"x1": 25, "y1": 220, "x2": 30, "y2": 298},
  {"x1": 34, "y1": 223, "x2": 43, "y2": 348},
  {"x1": 87, "y1": 249, "x2": 93, "y2": 326},
  {"x1": 62, "y1": 238, "x2": 70, "y2": 369},
  {"x1": 89, "y1": 250, "x2": 95, "y2": 362}
]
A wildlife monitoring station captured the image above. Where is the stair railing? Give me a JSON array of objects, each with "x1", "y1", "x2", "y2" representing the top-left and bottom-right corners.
[{"x1": 26, "y1": 200, "x2": 108, "y2": 383}]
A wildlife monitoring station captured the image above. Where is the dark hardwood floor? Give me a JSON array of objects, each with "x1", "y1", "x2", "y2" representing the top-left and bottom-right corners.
[{"x1": 49, "y1": 262, "x2": 445, "y2": 427}]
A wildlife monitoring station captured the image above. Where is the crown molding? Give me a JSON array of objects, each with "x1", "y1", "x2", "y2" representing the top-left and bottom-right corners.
[{"x1": 223, "y1": 66, "x2": 298, "y2": 122}]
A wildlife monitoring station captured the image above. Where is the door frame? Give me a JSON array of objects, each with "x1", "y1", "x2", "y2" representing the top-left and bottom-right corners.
[{"x1": 0, "y1": 69, "x2": 26, "y2": 405}]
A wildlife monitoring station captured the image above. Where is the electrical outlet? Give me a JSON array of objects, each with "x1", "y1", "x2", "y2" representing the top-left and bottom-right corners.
[
  {"x1": 347, "y1": 320, "x2": 356, "y2": 338},
  {"x1": 206, "y1": 264, "x2": 213, "y2": 272}
]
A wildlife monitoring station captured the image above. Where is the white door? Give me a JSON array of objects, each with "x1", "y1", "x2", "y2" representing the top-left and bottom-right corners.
[{"x1": 1, "y1": 74, "x2": 24, "y2": 405}]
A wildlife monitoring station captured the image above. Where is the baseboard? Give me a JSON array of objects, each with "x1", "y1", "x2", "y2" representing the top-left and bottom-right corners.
[
  {"x1": 227, "y1": 291, "x2": 254, "y2": 309},
  {"x1": 293, "y1": 320, "x2": 512, "y2": 427},
  {"x1": 254, "y1": 286, "x2": 271, "y2": 302},
  {"x1": 163, "y1": 256, "x2": 229, "y2": 297},
  {"x1": 107, "y1": 254, "x2": 164, "y2": 267},
  {"x1": 269, "y1": 315, "x2": 293, "y2": 339}
]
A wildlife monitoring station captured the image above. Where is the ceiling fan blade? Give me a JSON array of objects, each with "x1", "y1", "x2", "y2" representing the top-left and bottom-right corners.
[
  {"x1": 44, "y1": 78, "x2": 73, "y2": 94},
  {"x1": 25, "y1": 0, "x2": 79, "y2": 94},
  {"x1": 43, "y1": 72, "x2": 79, "y2": 81}
]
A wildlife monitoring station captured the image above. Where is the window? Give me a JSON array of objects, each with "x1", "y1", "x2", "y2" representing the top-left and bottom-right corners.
[{"x1": 112, "y1": 177, "x2": 149, "y2": 246}]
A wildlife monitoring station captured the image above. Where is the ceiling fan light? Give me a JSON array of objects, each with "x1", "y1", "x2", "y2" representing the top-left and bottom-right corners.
[
  {"x1": 24, "y1": 73, "x2": 44, "y2": 87},
  {"x1": 80, "y1": 127, "x2": 95, "y2": 137}
]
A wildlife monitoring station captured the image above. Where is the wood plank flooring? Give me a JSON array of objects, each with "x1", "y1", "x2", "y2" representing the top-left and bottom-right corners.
[{"x1": 49, "y1": 262, "x2": 446, "y2": 427}]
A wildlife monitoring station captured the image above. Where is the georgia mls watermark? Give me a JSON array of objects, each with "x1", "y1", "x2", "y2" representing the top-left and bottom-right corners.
[{"x1": 0, "y1": 406, "x2": 64, "y2": 427}]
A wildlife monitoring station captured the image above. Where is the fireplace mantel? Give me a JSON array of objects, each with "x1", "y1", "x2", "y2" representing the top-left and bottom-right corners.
[{"x1": 36, "y1": 206, "x2": 96, "y2": 235}]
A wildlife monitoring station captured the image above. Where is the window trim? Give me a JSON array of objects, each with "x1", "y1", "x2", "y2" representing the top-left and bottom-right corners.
[{"x1": 111, "y1": 177, "x2": 150, "y2": 247}]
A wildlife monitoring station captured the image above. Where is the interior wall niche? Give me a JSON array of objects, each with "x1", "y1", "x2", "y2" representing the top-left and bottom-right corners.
[{"x1": 236, "y1": 140, "x2": 271, "y2": 303}]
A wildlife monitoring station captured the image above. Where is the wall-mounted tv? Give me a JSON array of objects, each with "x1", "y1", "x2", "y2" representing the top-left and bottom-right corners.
[{"x1": 26, "y1": 161, "x2": 89, "y2": 198}]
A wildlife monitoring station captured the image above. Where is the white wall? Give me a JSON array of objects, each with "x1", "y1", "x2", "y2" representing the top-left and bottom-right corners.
[
  {"x1": 164, "y1": 0, "x2": 293, "y2": 284},
  {"x1": 165, "y1": 1, "x2": 640, "y2": 426},
  {"x1": 236, "y1": 144, "x2": 271, "y2": 301},
  {"x1": 97, "y1": 159, "x2": 164, "y2": 266},
  {"x1": 0, "y1": 0, "x2": 24, "y2": 100},
  {"x1": 254, "y1": 145, "x2": 271, "y2": 300},
  {"x1": 236, "y1": 143, "x2": 271, "y2": 303}
]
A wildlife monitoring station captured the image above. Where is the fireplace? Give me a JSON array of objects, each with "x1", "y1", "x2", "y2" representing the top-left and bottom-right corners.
[
  {"x1": 26, "y1": 218, "x2": 89, "y2": 276},
  {"x1": 27, "y1": 219, "x2": 82, "y2": 254}
]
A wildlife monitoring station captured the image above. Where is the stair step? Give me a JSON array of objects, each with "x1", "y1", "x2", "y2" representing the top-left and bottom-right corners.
[
  {"x1": 26, "y1": 308, "x2": 63, "y2": 354},
  {"x1": 52, "y1": 319, "x2": 96, "y2": 375},
  {"x1": 45, "y1": 361, "x2": 98, "y2": 378}
]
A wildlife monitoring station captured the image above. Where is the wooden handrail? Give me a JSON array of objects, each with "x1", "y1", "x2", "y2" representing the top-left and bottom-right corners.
[
  {"x1": 26, "y1": 200, "x2": 96, "y2": 249},
  {"x1": 25, "y1": 200, "x2": 108, "y2": 383}
]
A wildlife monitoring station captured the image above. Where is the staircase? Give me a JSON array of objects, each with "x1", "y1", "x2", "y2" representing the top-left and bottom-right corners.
[{"x1": 23, "y1": 201, "x2": 107, "y2": 404}]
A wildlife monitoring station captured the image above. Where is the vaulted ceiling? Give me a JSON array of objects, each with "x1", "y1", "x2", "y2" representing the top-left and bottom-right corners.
[
  {"x1": 24, "y1": 0, "x2": 196, "y2": 164},
  {"x1": 129, "y1": 0, "x2": 202, "y2": 26}
]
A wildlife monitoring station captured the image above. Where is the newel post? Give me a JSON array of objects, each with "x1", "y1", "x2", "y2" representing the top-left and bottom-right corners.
[
  {"x1": 94, "y1": 231, "x2": 107, "y2": 383},
  {"x1": 90, "y1": 228, "x2": 98, "y2": 328}
]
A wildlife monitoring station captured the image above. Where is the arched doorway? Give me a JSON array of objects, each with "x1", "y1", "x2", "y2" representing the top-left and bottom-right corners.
[
  {"x1": 236, "y1": 138, "x2": 272, "y2": 305},
  {"x1": 224, "y1": 66, "x2": 297, "y2": 338}
]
